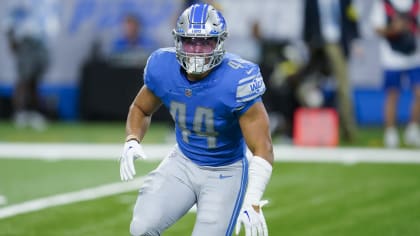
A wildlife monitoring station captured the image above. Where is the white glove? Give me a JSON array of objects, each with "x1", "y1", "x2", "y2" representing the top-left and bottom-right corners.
[
  {"x1": 235, "y1": 200, "x2": 268, "y2": 236},
  {"x1": 119, "y1": 140, "x2": 147, "y2": 181}
]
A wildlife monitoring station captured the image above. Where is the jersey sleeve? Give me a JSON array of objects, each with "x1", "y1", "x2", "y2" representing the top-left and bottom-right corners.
[
  {"x1": 143, "y1": 48, "x2": 176, "y2": 98},
  {"x1": 143, "y1": 51, "x2": 157, "y2": 92},
  {"x1": 234, "y1": 64, "x2": 266, "y2": 116}
]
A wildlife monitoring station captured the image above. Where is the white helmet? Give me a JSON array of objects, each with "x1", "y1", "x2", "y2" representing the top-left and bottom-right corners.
[{"x1": 173, "y1": 4, "x2": 228, "y2": 75}]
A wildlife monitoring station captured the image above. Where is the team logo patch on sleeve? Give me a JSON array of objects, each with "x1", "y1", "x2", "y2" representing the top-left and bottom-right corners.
[{"x1": 236, "y1": 74, "x2": 266, "y2": 102}]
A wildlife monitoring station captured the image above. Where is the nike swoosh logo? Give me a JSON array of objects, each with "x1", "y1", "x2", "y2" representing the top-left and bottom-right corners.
[
  {"x1": 246, "y1": 68, "x2": 255, "y2": 75},
  {"x1": 219, "y1": 174, "x2": 233, "y2": 179},
  {"x1": 244, "y1": 210, "x2": 250, "y2": 221}
]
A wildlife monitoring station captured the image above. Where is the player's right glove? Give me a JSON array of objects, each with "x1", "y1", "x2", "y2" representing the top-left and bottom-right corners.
[
  {"x1": 119, "y1": 140, "x2": 147, "y2": 181},
  {"x1": 235, "y1": 200, "x2": 268, "y2": 236}
]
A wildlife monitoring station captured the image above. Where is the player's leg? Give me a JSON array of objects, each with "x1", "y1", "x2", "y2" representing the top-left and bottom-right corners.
[
  {"x1": 324, "y1": 43, "x2": 357, "y2": 142},
  {"x1": 404, "y1": 67, "x2": 420, "y2": 147},
  {"x1": 12, "y1": 79, "x2": 29, "y2": 128},
  {"x1": 12, "y1": 46, "x2": 37, "y2": 129},
  {"x1": 26, "y1": 73, "x2": 47, "y2": 131},
  {"x1": 130, "y1": 148, "x2": 197, "y2": 236},
  {"x1": 191, "y1": 158, "x2": 248, "y2": 236},
  {"x1": 383, "y1": 69, "x2": 402, "y2": 148}
]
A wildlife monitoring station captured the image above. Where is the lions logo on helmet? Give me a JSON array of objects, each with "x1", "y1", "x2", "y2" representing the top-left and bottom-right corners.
[{"x1": 173, "y1": 4, "x2": 228, "y2": 75}]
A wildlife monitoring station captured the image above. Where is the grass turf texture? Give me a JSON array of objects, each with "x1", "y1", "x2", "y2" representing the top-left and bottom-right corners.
[
  {"x1": 0, "y1": 120, "x2": 394, "y2": 147},
  {"x1": 0, "y1": 159, "x2": 158, "y2": 205},
  {"x1": 1, "y1": 160, "x2": 420, "y2": 236},
  {"x1": 0, "y1": 121, "x2": 171, "y2": 143}
]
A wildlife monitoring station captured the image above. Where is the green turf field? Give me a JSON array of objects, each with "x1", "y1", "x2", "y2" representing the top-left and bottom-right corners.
[
  {"x1": 0, "y1": 120, "x2": 389, "y2": 147},
  {"x1": 1, "y1": 158, "x2": 420, "y2": 236},
  {"x1": 1, "y1": 121, "x2": 419, "y2": 235},
  {"x1": 1, "y1": 119, "x2": 415, "y2": 148},
  {"x1": 0, "y1": 121, "x2": 172, "y2": 143}
]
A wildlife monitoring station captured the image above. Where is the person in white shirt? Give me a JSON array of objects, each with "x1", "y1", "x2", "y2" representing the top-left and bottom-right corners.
[{"x1": 370, "y1": 0, "x2": 420, "y2": 148}]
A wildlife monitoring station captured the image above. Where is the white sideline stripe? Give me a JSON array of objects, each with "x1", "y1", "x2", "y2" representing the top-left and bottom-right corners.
[
  {"x1": 0, "y1": 142, "x2": 419, "y2": 164},
  {"x1": 0, "y1": 178, "x2": 144, "y2": 219},
  {"x1": 273, "y1": 146, "x2": 420, "y2": 164}
]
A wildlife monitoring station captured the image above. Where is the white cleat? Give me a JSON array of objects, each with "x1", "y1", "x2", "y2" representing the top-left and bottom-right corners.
[
  {"x1": 13, "y1": 111, "x2": 29, "y2": 129},
  {"x1": 28, "y1": 111, "x2": 48, "y2": 131},
  {"x1": 404, "y1": 123, "x2": 420, "y2": 147},
  {"x1": 384, "y1": 126, "x2": 399, "y2": 148}
]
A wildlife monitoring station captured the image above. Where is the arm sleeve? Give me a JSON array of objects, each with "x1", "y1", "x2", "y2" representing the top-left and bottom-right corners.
[{"x1": 143, "y1": 53, "x2": 156, "y2": 93}]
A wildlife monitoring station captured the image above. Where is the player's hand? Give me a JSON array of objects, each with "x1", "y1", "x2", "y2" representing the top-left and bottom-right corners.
[
  {"x1": 235, "y1": 200, "x2": 268, "y2": 236},
  {"x1": 119, "y1": 140, "x2": 147, "y2": 181}
]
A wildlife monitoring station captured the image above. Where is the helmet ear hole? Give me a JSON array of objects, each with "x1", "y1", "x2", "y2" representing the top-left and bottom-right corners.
[{"x1": 173, "y1": 3, "x2": 228, "y2": 74}]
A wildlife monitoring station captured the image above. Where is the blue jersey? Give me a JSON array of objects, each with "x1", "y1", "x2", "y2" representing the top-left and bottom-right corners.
[{"x1": 144, "y1": 48, "x2": 266, "y2": 166}]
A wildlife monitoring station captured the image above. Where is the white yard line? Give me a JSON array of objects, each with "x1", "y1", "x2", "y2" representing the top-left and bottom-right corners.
[
  {"x1": 0, "y1": 142, "x2": 419, "y2": 164},
  {"x1": 0, "y1": 178, "x2": 144, "y2": 219}
]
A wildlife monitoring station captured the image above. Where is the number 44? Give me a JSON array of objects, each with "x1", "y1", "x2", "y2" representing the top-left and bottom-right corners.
[{"x1": 170, "y1": 101, "x2": 218, "y2": 148}]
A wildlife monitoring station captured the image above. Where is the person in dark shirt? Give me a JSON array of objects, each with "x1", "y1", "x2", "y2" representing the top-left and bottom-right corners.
[{"x1": 5, "y1": 5, "x2": 49, "y2": 130}]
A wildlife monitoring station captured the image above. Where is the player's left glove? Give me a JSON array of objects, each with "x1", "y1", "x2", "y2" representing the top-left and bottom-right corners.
[
  {"x1": 235, "y1": 200, "x2": 268, "y2": 236},
  {"x1": 236, "y1": 156, "x2": 272, "y2": 236},
  {"x1": 119, "y1": 139, "x2": 147, "y2": 181}
]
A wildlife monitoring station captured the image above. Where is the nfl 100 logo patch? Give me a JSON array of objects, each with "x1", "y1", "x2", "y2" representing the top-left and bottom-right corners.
[{"x1": 185, "y1": 88, "x2": 192, "y2": 97}]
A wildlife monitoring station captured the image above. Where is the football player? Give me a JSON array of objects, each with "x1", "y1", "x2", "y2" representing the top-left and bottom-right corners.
[{"x1": 119, "y1": 3, "x2": 274, "y2": 236}]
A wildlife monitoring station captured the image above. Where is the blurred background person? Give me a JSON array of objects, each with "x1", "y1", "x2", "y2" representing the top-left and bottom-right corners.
[
  {"x1": 3, "y1": 4, "x2": 50, "y2": 130},
  {"x1": 111, "y1": 14, "x2": 156, "y2": 54},
  {"x1": 300, "y1": 0, "x2": 361, "y2": 142},
  {"x1": 370, "y1": 0, "x2": 420, "y2": 148},
  {"x1": 108, "y1": 13, "x2": 157, "y2": 67},
  {"x1": 217, "y1": 0, "x2": 261, "y2": 63}
]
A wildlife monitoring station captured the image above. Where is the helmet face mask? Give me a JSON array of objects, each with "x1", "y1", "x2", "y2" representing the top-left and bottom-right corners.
[{"x1": 173, "y1": 4, "x2": 228, "y2": 75}]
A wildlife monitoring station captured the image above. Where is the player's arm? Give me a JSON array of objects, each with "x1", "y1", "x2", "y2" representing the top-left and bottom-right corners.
[
  {"x1": 240, "y1": 102, "x2": 273, "y2": 165},
  {"x1": 126, "y1": 85, "x2": 162, "y2": 142},
  {"x1": 230, "y1": 60, "x2": 273, "y2": 207},
  {"x1": 236, "y1": 101, "x2": 273, "y2": 236},
  {"x1": 120, "y1": 85, "x2": 162, "y2": 181},
  {"x1": 375, "y1": 17, "x2": 409, "y2": 38},
  {"x1": 239, "y1": 101, "x2": 274, "y2": 207}
]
